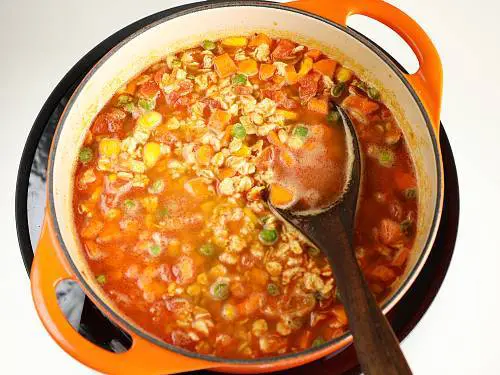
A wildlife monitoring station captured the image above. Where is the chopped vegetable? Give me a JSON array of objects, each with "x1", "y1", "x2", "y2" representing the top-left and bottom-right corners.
[
  {"x1": 79, "y1": 147, "x2": 93, "y2": 164},
  {"x1": 259, "y1": 63, "x2": 276, "y2": 80},
  {"x1": 336, "y1": 67, "x2": 353, "y2": 82},
  {"x1": 237, "y1": 59, "x2": 258, "y2": 76},
  {"x1": 210, "y1": 278, "x2": 230, "y2": 300},
  {"x1": 149, "y1": 244, "x2": 162, "y2": 256},
  {"x1": 311, "y1": 336, "x2": 326, "y2": 347},
  {"x1": 213, "y1": 53, "x2": 238, "y2": 78},
  {"x1": 377, "y1": 148, "x2": 395, "y2": 168},
  {"x1": 367, "y1": 87, "x2": 380, "y2": 100},
  {"x1": 308, "y1": 247, "x2": 321, "y2": 257},
  {"x1": 148, "y1": 179, "x2": 165, "y2": 195},
  {"x1": 259, "y1": 229, "x2": 278, "y2": 245},
  {"x1": 326, "y1": 110, "x2": 341, "y2": 124},
  {"x1": 117, "y1": 95, "x2": 132, "y2": 105},
  {"x1": 293, "y1": 126, "x2": 309, "y2": 138},
  {"x1": 331, "y1": 82, "x2": 345, "y2": 97},
  {"x1": 313, "y1": 59, "x2": 337, "y2": 77},
  {"x1": 231, "y1": 123, "x2": 246, "y2": 139},
  {"x1": 221, "y1": 36, "x2": 248, "y2": 48},
  {"x1": 96, "y1": 274, "x2": 107, "y2": 284},
  {"x1": 138, "y1": 97, "x2": 156, "y2": 111},
  {"x1": 202, "y1": 40, "x2": 216, "y2": 50},
  {"x1": 267, "y1": 283, "x2": 280, "y2": 296},
  {"x1": 231, "y1": 73, "x2": 247, "y2": 85},
  {"x1": 403, "y1": 188, "x2": 417, "y2": 200},
  {"x1": 199, "y1": 243, "x2": 216, "y2": 257}
]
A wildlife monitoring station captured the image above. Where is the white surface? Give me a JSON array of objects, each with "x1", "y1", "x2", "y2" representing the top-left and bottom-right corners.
[{"x1": 0, "y1": 0, "x2": 498, "y2": 374}]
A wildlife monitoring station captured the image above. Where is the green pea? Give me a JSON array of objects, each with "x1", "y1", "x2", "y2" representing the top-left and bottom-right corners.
[
  {"x1": 232, "y1": 74, "x2": 247, "y2": 86},
  {"x1": 232, "y1": 123, "x2": 247, "y2": 139},
  {"x1": 403, "y1": 188, "x2": 417, "y2": 200},
  {"x1": 157, "y1": 207, "x2": 170, "y2": 219},
  {"x1": 259, "y1": 229, "x2": 278, "y2": 245},
  {"x1": 211, "y1": 280, "x2": 230, "y2": 300},
  {"x1": 96, "y1": 274, "x2": 107, "y2": 285},
  {"x1": 293, "y1": 126, "x2": 309, "y2": 138},
  {"x1": 138, "y1": 97, "x2": 156, "y2": 111},
  {"x1": 123, "y1": 102, "x2": 137, "y2": 113},
  {"x1": 202, "y1": 40, "x2": 216, "y2": 50},
  {"x1": 400, "y1": 219, "x2": 412, "y2": 236},
  {"x1": 148, "y1": 179, "x2": 165, "y2": 194},
  {"x1": 267, "y1": 283, "x2": 280, "y2": 296},
  {"x1": 331, "y1": 82, "x2": 345, "y2": 98},
  {"x1": 326, "y1": 111, "x2": 341, "y2": 125},
  {"x1": 377, "y1": 148, "x2": 395, "y2": 168},
  {"x1": 308, "y1": 247, "x2": 321, "y2": 257},
  {"x1": 199, "y1": 243, "x2": 216, "y2": 257},
  {"x1": 367, "y1": 87, "x2": 380, "y2": 100},
  {"x1": 312, "y1": 337, "x2": 326, "y2": 348},
  {"x1": 171, "y1": 59, "x2": 182, "y2": 68},
  {"x1": 79, "y1": 147, "x2": 93, "y2": 164},
  {"x1": 149, "y1": 244, "x2": 162, "y2": 256},
  {"x1": 117, "y1": 95, "x2": 132, "y2": 106}
]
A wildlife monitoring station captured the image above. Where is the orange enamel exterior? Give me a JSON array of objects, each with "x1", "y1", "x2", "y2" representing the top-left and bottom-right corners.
[{"x1": 30, "y1": 0, "x2": 443, "y2": 373}]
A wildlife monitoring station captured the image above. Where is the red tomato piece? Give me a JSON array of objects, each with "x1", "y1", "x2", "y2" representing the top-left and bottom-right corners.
[
  {"x1": 262, "y1": 89, "x2": 298, "y2": 109},
  {"x1": 298, "y1": 71, "x2": 321, "y2": 102},
  {"x1": 271, "y1": 39, "x2": 297, "y2": 61},
  {"x1": 90, "y1": 108, "x2": 126, "y2": 136},
  {"x1": 137, "y1": 80, "x2": 160, "y2": 98}
]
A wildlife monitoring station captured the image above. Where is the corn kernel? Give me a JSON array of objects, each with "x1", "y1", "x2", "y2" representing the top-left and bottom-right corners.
[
  {"x1": 137, "y1": 111, "x2": 162, "y2": 129},
  {"x1": 197, "y1": 273, "x2": 208, "y2": 285},
  {"x1": 298, "y1": 57, "x2": 313, "y2": 77},
  {"x1": 276, "y1": 109, "x2": 298, "y2": 121},
  {"x1": 187, "y1": 284, "x2": 201, "y2": 297},
  {"x1": 141, "y1": 196, "x2": 158, "y2": 213},
  {"x1": 221, "y1": 303, "x2": 237, "y2": 321},
  {"x1": 143, "y1": 142, "x2": 161, "y2": 168},
  {"x1": 336, "y1": 67, "x2": 353, "y2": 82},
  {"x1": 221, "y1": 36, "x2": 248, "y2": 48},
  {"x1": 99, "y1": 138, "x2": 121, "y2": 158},
  {"x1": 233, "y1": 145, "x2": 251, "y2": 157},
  {"x1": 209, "y1": 264, "x2": 227, "y2": 279},
  {"x1": 243, "y1": 207, "x2": 259, "y2": 224}
]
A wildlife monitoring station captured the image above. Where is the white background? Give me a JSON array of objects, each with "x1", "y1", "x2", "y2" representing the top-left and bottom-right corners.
[{"x1": 1, "y1": 0, "x2": 499, "y2": 373}]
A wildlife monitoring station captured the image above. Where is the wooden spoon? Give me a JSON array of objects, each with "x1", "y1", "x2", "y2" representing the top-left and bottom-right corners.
[{"x1": 268, "y1": 104, "x2": 412, "y2": 375}]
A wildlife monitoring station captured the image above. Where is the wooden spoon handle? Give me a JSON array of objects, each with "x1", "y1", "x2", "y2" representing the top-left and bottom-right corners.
[{"x1": 326, "y1": 227, "x2": 413, "y2": 375}]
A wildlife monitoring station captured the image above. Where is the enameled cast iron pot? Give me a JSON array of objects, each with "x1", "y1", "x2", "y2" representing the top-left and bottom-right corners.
[{"x1": 30, "y1": 0, "x2": 444, "y2": 373}]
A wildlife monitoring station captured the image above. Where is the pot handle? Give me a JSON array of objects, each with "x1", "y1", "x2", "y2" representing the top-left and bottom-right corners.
[
  {"x1": 287, "y1": 0, "x2": 443, "y2": 133},
  {"x1": 31, "y1": 216, "x2": 217, "y2": 374}
]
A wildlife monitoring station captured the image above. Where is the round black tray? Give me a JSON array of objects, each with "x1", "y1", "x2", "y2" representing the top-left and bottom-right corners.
[{"x1": 15, "y1": 2, "x2": 459, "y2": 374}]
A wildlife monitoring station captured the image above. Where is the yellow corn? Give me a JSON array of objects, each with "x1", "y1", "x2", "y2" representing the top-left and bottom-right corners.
[
  {"x1": 143, "y1": 142, "x2": 161, "y2": 168},
  {"x1": 99, "y1": 138, "x2": 121, "y2": 158},
  {"x1": 233, "y1": 145, "x2": 251, "y2": 157},
  {"x1": 108, "y1": 173, "x2": 117, "y2": 183},
  {"x1": 90, "y1": 187, "x2": 103, "y2": 202},
  {"x1": 137, "y1": 111, "x2": 162, "y2": 129},
  {"x1": 336, "y1": 67, "x2": 353, "y2": 82},
  {"x1": 141, "y1": 196, "x2": 158, "y2": 213},
  {"x1": 243, "y1": 207, "x2": 259, "y2": 225},
  {"x1": 187, "y1": 284, "x2": 201, "y2": 297},
  {"x1": 221, "y1": 36, "x2": 248, "y2": 48},
  {"x1": 221, "y1": 303, "x2": 237, "y2": 321},
  {"x1": 298, "y1": 57, "x2": 313, "y2": 77},
  {"x1": 197, "y1": 272, "x2": 208, "y2": 285},
  {"x1": 276, "y1": 109, "x2": 298, "y2": 121},
  {"x1": 196, "y1": 144, "x2": 213, "y2": 165}
]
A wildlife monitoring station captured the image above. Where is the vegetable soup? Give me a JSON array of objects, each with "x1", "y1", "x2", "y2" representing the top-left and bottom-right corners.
[{"x1": 73, "y1": 33, "x2": 418, "y2": 358}]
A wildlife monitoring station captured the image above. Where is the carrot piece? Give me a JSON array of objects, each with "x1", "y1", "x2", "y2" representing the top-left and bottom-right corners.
[
  {"x1": 305, "y1": 49, "x2": 322, "y2": 61},
  {"x1": 218, "y1": 167, "x2": 236, "y2": 179},
  {"x1": 248, "y1": 33, "x2": 272, "y2": 48},
  {"x1": 184, "y1": 177, "x2": 212, "y2": 199},
  {"x1": 259, "y1": 63, "x2": 276, "y2": 80},
  {"x1": 297, "y1": 330, "x2": 313, "y2": 350},
  {"x1": 267, "y1": 130, "x2": 283, "y2": 147},
  {"x1": 307, "y1": 97, "x2": 329, "y2": 115},
  {"x1": 237, "y1": 292, "x2": 264, "y2": 316},
  {"x1": 125, "y1": 81, "x2": 137, "y2": 94},
  {"x1": 313, "y1": 59, "x2": 337, "y2": 77},
  {"x1": 279, "y1": 149, "x2": 296, "y2": 167},
  {"x1": 343, "y1": 95, "x2": 380, "y2": 115},
  {"x1": 238, "y1": 59, "x2": 259, "y2": 76},
  {"x1": 285, "y1": 65, "x2": 299, "y2": 85},
  {"x1": 208, "y1": 109, "x2": 232, "y2": 131},
  {"x1": 269, "y1": 183, "x2": 295, "y2": 207},
  {"x1": 213, "y1": 53, "x2": 237, "y2": 78},
  {"x1": 248, "y1": 268, "x2": 269, "y2": 287}
]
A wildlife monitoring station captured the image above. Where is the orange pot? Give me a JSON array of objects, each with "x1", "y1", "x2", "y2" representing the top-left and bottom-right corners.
[{"x1": 31, "y1": 0, "x2": 443, "y2": 373}]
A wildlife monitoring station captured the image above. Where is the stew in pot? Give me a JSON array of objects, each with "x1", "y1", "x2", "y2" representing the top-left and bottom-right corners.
[{"x1": 73, "y1": 34, "x2": 418, "y2": 358}]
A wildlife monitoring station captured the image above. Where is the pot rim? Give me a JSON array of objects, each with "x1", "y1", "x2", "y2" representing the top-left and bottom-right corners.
[{"x1": 47, "y1": 0, "x2": 443, "y2": 365}]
